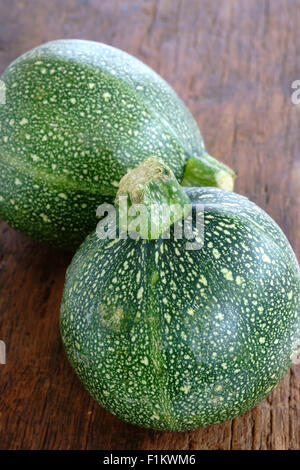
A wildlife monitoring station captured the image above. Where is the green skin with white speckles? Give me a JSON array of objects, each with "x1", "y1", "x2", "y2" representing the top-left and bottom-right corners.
[
  {"x1": 0, "y1": 39, "x2": 234, "y2": 250},
  {"x1": 60, "y1": 162, "x2": 300, "y2": 431}
]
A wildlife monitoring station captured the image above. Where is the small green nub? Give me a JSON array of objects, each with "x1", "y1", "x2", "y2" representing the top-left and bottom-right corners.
[
  {"x1": 182, "y1": 153, "x2": 236, "y2": 191},
  {"x1": 115, "y1": 156, "x2": 191, "y2": 239}
]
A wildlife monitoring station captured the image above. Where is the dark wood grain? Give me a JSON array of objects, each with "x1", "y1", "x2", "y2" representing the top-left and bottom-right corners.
[{"x1": 0, "y1": 0, "x2": 299, "y2": 450}]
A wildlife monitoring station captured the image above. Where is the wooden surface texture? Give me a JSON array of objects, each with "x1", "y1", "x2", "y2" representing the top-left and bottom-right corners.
[{"x1": 0, "y1": 0, "x2": 300, "y2": 450}]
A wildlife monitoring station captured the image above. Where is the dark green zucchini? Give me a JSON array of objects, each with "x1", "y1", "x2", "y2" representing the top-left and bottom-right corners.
[
  {"x1": 60, "y1": 158, "x2": 300, "y2": 430},
  {"x1": 0, "y1": 40, "x2": 234, "y2": 249}
]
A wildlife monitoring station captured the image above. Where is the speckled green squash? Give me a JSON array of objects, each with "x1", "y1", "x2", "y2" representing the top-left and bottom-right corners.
[
  {"x1": 0, "y1": 39, "x2": 234, "y2": 249},
  {"x1": 60, "y1": 173, "x2": 300, "y2": 430}
]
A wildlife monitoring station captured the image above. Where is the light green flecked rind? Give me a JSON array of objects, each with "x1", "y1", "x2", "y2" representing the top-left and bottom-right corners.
[
  {"x1": 60, "y1": 187, "x2": 300, "y2": 430},
  {"x1": 0, "y1": 39, "x2": 225, "y2": 249}
]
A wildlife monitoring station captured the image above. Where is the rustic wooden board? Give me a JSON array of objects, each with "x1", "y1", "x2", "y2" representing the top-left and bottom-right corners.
[{"x1": 0, "y1": 0, "x2": 299, "y2": 450}]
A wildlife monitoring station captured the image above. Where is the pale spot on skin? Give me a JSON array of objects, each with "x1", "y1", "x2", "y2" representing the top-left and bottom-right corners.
[
  {"x1": 151, "y1": 271, "x2": 159, "y2": 285},
  {"x1": 137, "y1": 286, "x2": 143, "y2": 299},
  {"x1": 216, "y1": 313, "x2": 224, "y2": 321},
  {"x1": 262, "y1": 254, "x2": 271, "y2": 263},
  {"x1": 20, "y1": 118, "x2": 28, "y2": 126},
  {"x1": 164, "y1": 313, "x2": 171, "y2": 323},
  {"x1": 187, "y1": 308, "x2": 195, "y2": 316},
  {"x1": 174, "y1": 247, "x2": 180, "y2": 256},
  {"x1": 106, "y1": 238, "x2": 120, "y2": 249},
  {"x1": 103, "y1": 92, "x2": 111, "y2": 101},
  {"x1": 199, "y1": 275, "x2": 208, "y2": 286},
  {"x1": 141, "y1": 357, "x2": 149, "y2": 366},
  {"x1": 213, "y1": 248, "x2": 221, "y2": 259},
  {"x1": 40, "y1": 213, "x2": 51, "y2": 223},
  {"x1": 221, "y1": 268, "x2": 233, "y2": 281}
]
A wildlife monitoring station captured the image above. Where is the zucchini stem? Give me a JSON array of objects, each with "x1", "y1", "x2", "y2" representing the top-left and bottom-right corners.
[
  {"x1": 115, "y1": 157, "x2": 191, "y2": 239},
  {"x1": 182, "y1": 153, "x2": 236, "y2": 191}
]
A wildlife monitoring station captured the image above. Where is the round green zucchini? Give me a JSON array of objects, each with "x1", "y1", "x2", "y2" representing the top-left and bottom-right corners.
[
  {"x1": 60, "y1": 158, "x2": 300, "y2": 431},
  {"x1": 0, "y1": 39, "x2": 234, "y2": 249}
]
